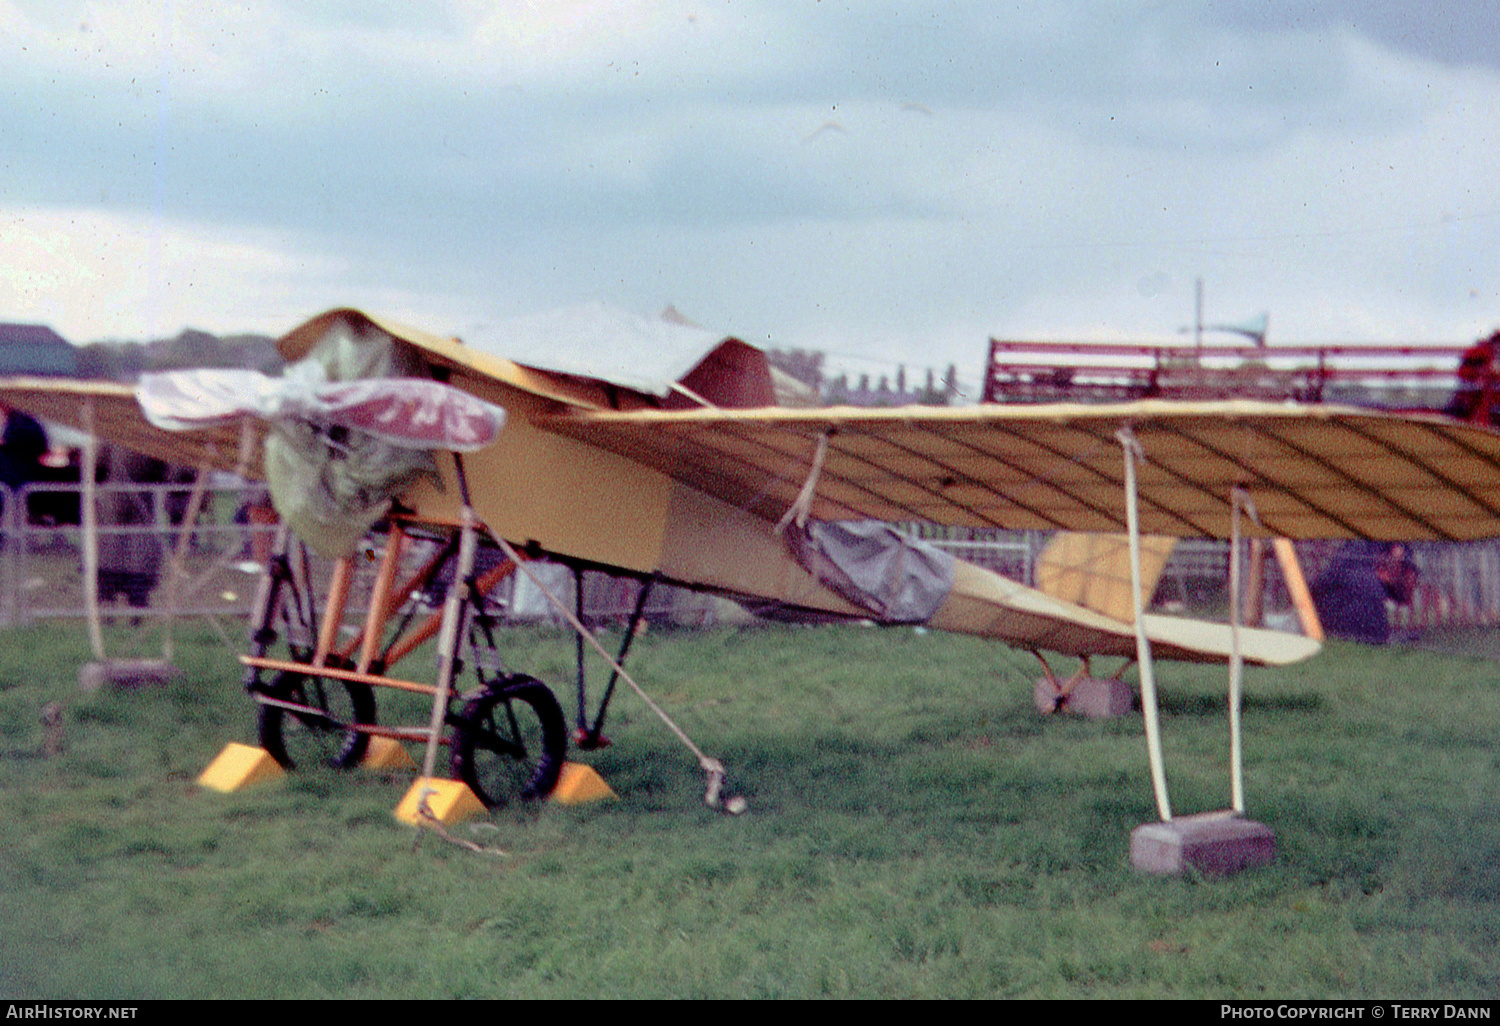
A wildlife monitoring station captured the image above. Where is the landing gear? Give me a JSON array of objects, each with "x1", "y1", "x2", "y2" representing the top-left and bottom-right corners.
[
  {"x1": 257, "y1": 668, "x2": 376, "y2": 770},
  {"x1": 450, "y1": 674, "x2": 568, "y2": 808}
]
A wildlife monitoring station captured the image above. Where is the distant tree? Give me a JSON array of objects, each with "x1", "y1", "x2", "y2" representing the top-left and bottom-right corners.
[
  {"x1": 758, "y1": 347, "x2": 962, "y2": 408},
  {"x1": 826, "y1": 373, "x2": 851, "y2": 404},
  {"x1": 78, "y1": 331, "x2": 279, "y2": 380},
  {"x1": 221, "y1": 334, "x2": 284, "y2": 374},
  {"x1": 148, "y1": 329, "x2": 220, "y2": 371},
  {"x1": 765, "y1": 348, "x2": 825, "y2": 392},
  {"x1": 76, "y1": 341, "x2": 148, "y2": 381},
  {"x1": 913, "y1": 367, "x2": 951, "y2": 406}
]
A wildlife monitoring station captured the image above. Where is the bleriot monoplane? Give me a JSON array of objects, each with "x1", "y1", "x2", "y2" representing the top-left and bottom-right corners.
[{"x1": 4, "y1": 306, "x2": 1500, "y2": 864}]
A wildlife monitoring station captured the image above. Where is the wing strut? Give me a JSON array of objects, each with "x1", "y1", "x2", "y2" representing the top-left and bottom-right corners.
[
  {"x1": 1117, "y1": 426, "x2": 1172, "y2": 821},
  {"x1": 1120, "y1": 426, "x2": 1260, "y2": 824},
  {"x1": 1227, "y1": 487, "x2": 1256, "y2": 814},
  {"x1": 775, "y1": 430, "x2": 832, "y2": 534},
  {"x1": 482, "y1": 525, "x2": 741, "y2": 812}
]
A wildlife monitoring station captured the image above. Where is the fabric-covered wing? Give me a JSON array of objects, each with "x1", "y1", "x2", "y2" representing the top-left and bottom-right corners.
[
  {"x1": 0, "y1": 377, "x2": 267, "y2": 478},
  {"x1": 539, "y1": 399, "x2": 1500, "y2": 541}
]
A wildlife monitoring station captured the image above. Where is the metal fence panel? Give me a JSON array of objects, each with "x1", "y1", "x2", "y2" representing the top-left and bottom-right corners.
[{"x1": 4, "y1": 481, "x2": 1499, "y2": 633}]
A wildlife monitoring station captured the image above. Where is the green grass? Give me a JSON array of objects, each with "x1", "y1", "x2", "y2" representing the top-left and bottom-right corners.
[{"x1": 0, "y1": 621, "x2": 1498, "y2": 998}]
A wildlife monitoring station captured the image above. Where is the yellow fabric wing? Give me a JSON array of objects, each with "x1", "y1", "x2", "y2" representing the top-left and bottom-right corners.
[
  {"x1": 537, "y1": 399, "x2": 1500, "y2": 542},
  {"x1": 0, "y1": 376, "x2": 267, "y2": 478}
]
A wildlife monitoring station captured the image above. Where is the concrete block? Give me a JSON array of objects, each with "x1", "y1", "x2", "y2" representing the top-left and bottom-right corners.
[
  {"x1": 1034, "y1": 677, "x2": 1063, "y2": 713},
  {"x1": 1034, "y1": 677, "x2": 1133, "y2": 719},
  {"x1": 1131, "y1": 810, "x2": 1276, "y2": 876},
  {"x1": 79, "y1": 659, "x2": 182, "y2": 693},
  {"x1": 1067, "y1": 677, "x2": 1134, "y2": 718}
]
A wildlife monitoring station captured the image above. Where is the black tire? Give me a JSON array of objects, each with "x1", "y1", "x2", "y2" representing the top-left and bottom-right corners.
[
  {"x1": 451, "y1": 675, "x2": 567, "y2": 809},
  {"x1": 257, "y1": 670, "x2": 376, "y2": 770}
]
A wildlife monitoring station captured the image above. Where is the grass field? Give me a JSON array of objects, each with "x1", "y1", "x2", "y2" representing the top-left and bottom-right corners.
[{"x1": 0, "y1": 619, "x2": 1497, "y2": 999}]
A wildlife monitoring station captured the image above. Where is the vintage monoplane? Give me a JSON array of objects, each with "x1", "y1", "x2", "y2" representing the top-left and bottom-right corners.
[{"x1": 4, "y1": 306, "x2": 1500, "y2": 846}]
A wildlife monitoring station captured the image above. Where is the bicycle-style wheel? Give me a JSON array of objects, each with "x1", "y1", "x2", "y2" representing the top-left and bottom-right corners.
[
  {"x1": 450, "y1": 674, "x2": 566, "y2": 808},
  {"x1": 257, "y1": 669, "x2": 377, "y2": 770}
]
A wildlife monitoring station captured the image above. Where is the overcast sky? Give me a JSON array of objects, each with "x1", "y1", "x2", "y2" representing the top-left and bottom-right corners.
[{"x1": 3, "y1": 1, "x2": 1499, "y2": 393}]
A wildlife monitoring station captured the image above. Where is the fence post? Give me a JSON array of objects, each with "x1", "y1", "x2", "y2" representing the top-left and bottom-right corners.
[{"x1": 0, "y1": 483, "x2": 13, "y2": 627}]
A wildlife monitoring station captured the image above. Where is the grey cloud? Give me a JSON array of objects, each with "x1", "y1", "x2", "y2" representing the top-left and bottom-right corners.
[
  {"x1": 1208, "y1": 0, "x2": 1500, "y2": 69},
  {"x1": 4, "y1": 0, "x2": 1497, "y2": 358}
]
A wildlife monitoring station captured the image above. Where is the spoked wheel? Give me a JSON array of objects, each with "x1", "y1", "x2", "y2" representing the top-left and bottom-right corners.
[
  {"x1": 451, "y1": 674, "x2": 567, "y2": 809},
  {"x1": 257, "y1": 669, "x2": 377, "y2": 770}
]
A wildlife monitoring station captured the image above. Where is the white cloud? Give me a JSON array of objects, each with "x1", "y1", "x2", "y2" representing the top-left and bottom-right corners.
[{"x1": 0, "y1": 206, "x2": 345, "y2": 340}]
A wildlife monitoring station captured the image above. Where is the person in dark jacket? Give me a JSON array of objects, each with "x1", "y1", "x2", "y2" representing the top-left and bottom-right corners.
[
  {"x1": 0, "y1": 404, "x2": 50, "y2": 531},
  {"x1": 1309, "y1": 541, "x2": 1418, "y2": 644},
  {"x1": 0, "y1": 403, "x2": 47, "y2": 489},
  {"x1": 95, "y1": 445, "x2": 166, "y2": 610}
]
